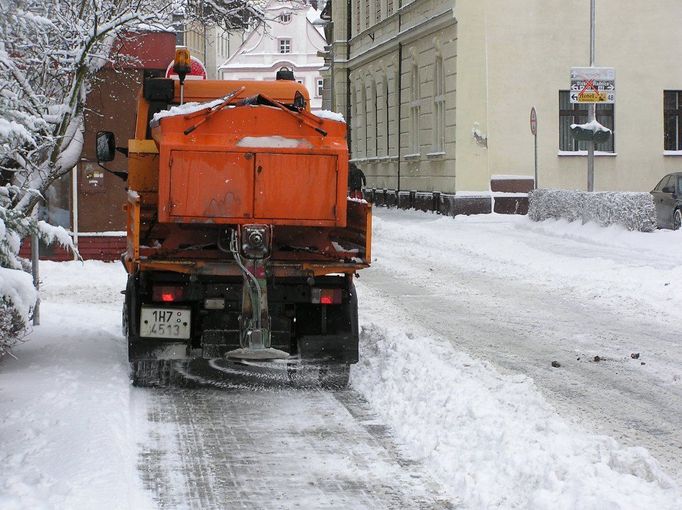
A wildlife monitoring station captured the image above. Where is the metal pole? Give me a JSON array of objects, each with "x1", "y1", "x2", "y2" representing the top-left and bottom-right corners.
[
  {"x1": 534, "y1": 132, "x2": 538, "y2": 189},
  {"x1": 31, "y1": 233, "x2": 40, "y2": 326},
  {"x1": 71, "y1": 165, "x2": 79, "y2": 260},
  {"x1": 587, "y1": 0, "x2": 596, "y2": 191}
]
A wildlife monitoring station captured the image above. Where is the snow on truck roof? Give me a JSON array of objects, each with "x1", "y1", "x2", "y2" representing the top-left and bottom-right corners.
[{"x1": 151, "y1": 99, "x2": 346, "y2": 125}]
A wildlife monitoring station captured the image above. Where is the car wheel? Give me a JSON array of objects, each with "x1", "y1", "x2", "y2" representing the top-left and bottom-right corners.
[{"x1": 674, "y1": 209, "x2": 682, "y2": 231}]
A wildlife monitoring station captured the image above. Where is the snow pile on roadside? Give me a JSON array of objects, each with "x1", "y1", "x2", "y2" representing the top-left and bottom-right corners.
[
  {"x1": 0, "y1": 261, "x2": 154, "y2": 510},
  {"x1": 352, "y1": 316, "x2": 681, "y2": 509},
  {"x1": 528, "y1": 189, "x2": 656, "y2": 232}
]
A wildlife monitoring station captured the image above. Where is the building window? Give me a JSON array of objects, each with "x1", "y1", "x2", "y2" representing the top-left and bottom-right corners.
[
  {"x1": 384, "y1": 76, "x2": 390, "y2": 157},
  {"x1": 316, "y1": 78, "x2": 324, "y2": 97},
  {"x1": 559, "y1": 91, "x2": 614, "y2": 152},
  {"x1": 279, "y1": 13, "x2": 291, "y2": 23},
  {"x1": 410, "y1": 64, "x2": 421, "y2": 154},
  {"x1": 664, "y1": 91, "x2": 682, "y2": 150},
  {"x1": 279, "y1": 39, "x2": 291, "y2": 54},
  {"x1": 371, "y1": 80, "x2": 378, "y2": 157},
  {"x1": 433, "y1": 56, "x2": 445, "y2": 152}
]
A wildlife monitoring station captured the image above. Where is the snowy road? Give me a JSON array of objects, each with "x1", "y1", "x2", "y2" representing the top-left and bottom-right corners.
[
  {"x1": 138, "y1": 379, "x2": 451, "y2": 509},
  {"x1": 2, "y1": 210, "x2": 682, "y2": 509},
  {"x1": 359, "y1": 209, "x2": 682, "y2": 485}
]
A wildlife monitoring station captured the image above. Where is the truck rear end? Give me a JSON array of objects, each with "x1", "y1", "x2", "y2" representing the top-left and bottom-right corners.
[{"x1": 104, "y1": 76, "x2": 370, "y2": 387}]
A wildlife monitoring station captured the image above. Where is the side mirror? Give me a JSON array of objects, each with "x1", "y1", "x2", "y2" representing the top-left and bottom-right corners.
[
  {"x1": 662, "y1": 185, "x2": 675, "y2": 194},
  {"x1": 96, "y1": 131, "x2": 116, "y2": 162}
]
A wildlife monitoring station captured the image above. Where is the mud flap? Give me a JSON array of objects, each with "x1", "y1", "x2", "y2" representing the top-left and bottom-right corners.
[{"x1": 297, "y1": 334, "x2": 359, "y2": 364}]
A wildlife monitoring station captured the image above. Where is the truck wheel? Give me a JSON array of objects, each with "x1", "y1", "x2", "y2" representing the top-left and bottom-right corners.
[
  {"x1": 674, "y1": 209, "x2": 681, "y2": 231},
  {"x1": 318, "y1": 363, "x2": 350, "y2": 389}
]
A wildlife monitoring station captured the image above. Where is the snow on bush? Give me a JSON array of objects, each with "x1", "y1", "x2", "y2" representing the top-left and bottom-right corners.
[
  {"x1": 528, "y1": 189, "x2": 657, "y2": 232},
  {"x1": 0, "y1": 267, "x2": 37, "y2": 357}
]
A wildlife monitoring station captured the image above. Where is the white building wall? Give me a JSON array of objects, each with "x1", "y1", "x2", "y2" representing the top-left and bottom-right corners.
[
  {"x1": 218, "y1": 1, "x2": 327, "y2": 111},
  {"x1": 332, "y1": 0, "x2": 682, "y2": 194},
  {"x1": 483, "y1": 0, "x2": 682, "y2": 192}
]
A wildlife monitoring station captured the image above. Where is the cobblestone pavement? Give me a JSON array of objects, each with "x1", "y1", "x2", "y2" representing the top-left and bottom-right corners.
[{"x1": 137, "y1": 361, "x2": 458, "y2": 509}]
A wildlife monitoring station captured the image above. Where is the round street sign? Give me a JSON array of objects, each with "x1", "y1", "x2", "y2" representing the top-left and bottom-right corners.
[
  {"x1": 165, "y1": 56, "x2": 207, "y2": 80},
  {"x1": 530, "y1": 107, "x2": 537, "y2": 136}
]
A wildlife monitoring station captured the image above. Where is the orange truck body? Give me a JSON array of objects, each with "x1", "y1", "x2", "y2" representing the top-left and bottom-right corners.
[{"x1": 116, "y1": 77, "x2": 371, "y2": 378}]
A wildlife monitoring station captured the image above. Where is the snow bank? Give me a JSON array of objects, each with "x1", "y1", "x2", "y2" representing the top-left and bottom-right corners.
[
  {"x1": 0, "y1": 261, "x2": 154, "y2": 509},
  {"x1": 528, "y1": 189, "x2": 657, "y2": 232},
  {"x1": 352, "y1": 315, "x2": 681, "y2": 509}
]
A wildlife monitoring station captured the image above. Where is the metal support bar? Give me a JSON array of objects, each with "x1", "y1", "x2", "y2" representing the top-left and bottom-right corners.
[{"x1": 31, "y1": 233, "x2": 40, "y2": 326}]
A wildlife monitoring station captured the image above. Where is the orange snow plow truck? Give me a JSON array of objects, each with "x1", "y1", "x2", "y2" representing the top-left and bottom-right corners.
[{"x1": 96, "y1": 68, "x2": 371, "y2": 388}]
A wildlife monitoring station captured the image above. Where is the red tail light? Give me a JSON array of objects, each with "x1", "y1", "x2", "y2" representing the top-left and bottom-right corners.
[
  {"x1": 153, "y1": 285, "x2": 186, "y2": 302},
  {"x1": 312, "y1": 288, "x2": 343, "y2": 305}
]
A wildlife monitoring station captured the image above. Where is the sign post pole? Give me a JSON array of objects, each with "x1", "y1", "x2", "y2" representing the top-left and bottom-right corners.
[
  {"x1": 530, "y1": 107, "x2": 538, "y2": 188},
  {"x1": 587, "y1": 0, "x2": 596, "y2": 191}
]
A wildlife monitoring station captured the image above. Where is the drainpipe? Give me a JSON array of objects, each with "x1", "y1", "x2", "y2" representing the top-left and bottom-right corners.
[{"x1": 397, "y1": 42, "x2": 402, "y2": 191}]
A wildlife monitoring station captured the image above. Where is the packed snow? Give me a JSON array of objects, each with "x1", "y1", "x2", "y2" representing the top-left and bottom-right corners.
[
  {"x1": 151, "y1": 98, "x2": 225, "y2": 123},
  {"x1": 570, "y1": 119, "x2": 613, "y2": 134},
  {"x1": 313, "y1": 110, "x2": 346, "y2": 123},
  {"x1": 1, "y1": 211, "x2": 681, "y2": 509},
  {"x1": 236, "y1": 136, "x2": 314, "y2": 149}
]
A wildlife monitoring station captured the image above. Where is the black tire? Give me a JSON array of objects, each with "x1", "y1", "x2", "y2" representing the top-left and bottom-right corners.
[
  {"x1": 130, "y1": 360, "x2": 191, "y2": 388},
  {"x1": 674, "y1": 209, "x2": 681, "y2": 231}
]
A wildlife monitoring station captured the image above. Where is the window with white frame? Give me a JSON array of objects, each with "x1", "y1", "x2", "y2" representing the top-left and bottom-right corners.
[
  {"x1": 559, "y1": 90, "x2": 614, "y2": 152},
  {"x1": 410, "y1": 64, "x2": 421, "y2": 154},
  {"x1": 433, "y1": 56, "x2": 445, "y2": 152},
  {"x1": 279, "y1": 13, "x2": 291, "y2": 23},
  {"x1": 316, "y1": 78, "x2": 324, "y2": 97},
  {"x1": 278, "y1": 38, "x2": 291, "y2": 54}
]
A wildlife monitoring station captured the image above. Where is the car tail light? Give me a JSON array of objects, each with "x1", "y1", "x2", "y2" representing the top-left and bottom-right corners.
[
  {"x1": 153, "y1": 285, "x2": 186, "y2": 302},
  {"x1": 311, "y1": 288, "x2": 342, "y2": 305}
]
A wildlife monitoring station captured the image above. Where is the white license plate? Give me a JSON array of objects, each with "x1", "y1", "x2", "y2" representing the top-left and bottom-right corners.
[{"x1": 140, "y1": 307, "x2": 191, "y2": 339}]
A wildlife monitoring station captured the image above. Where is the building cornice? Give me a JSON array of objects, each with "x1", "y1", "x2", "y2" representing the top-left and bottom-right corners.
[{"x1": 336, "y1": 8, "x2": 455, "y2": 70}]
